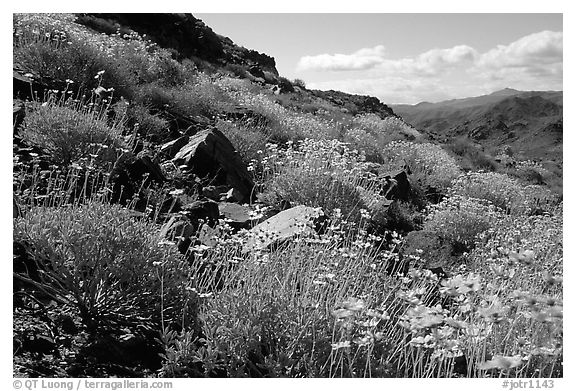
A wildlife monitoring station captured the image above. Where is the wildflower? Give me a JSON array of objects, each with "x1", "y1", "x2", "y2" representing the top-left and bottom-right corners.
[
  {"x1": 542, "y1": 271, "x2": 562, "y2": 285},
  {"x1": 508, "y1": 249, "x2": 535, "y2": 265},
  {"x1": 331, "y1": 341, "x2": 351, "y2": 350},
  {"x1": 341, "y1": 297, "x2": 365, "y2": 311},
  {"x1": 157, "y1": 240, "x2": 175, "y2": 247},
  {"x1": 354, "y1": 334, "x2": 374, "y2": 346},
  {"x1": 478, "y1": 303, "x2": 509, "y2": 324},
  {"x1": 444, "y1": 317, "x2": 467, "y2": 329},
  {"x1": 531, "y1": 347, "x2": 558, "y2": 356},
  {"x1": 478, "y1": 355, "x2": 522, "y2": 370}
]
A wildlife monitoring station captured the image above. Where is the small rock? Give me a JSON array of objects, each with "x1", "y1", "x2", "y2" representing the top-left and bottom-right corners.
[{"x1": 219, "y1": 202, "x2": 251, "y2": 228}]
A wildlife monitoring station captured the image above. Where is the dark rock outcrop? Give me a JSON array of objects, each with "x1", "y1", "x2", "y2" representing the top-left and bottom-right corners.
[
  {"x1": 110, "y1": 152, "x2": 166, "y2": 205},
  {"x1": 381, "y1": 169, "x2": 412, "y2": 201},
  {"x1": 172, "y1": 128, "x2": 255, "y2": 203},
  {"x1": 310, "y1": 89, "x2": 396, "y2": 119},
  {"x1": 80, "y1": 14, "x2": 278, "y2": 75}
]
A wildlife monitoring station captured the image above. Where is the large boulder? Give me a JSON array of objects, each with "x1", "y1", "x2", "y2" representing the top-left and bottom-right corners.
[
  {"x1": 160, "y1": 136, "x2": 190, "y2": 158},
  {"x1": 243, "y1": 205, "x2": 323, "y2": 252},
  {"x1": 172, "y1": 128, "x2": 255, "y2": 203}
]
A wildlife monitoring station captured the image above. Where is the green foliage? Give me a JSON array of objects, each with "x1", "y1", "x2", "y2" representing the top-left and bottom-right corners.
[
  {"x1": 259, "y1": 139, "x2": 388, "y2": 224},
  {"x1": 292, "y1": 78, "x2": 306, "y2": 89},
  {"x1": 380, "y1": 141, "x2": 461, "y2": 197},
  {"x1": 218, "y1": 81, "x2": 340, "y2": 142},
  {"x1": 216, "y1": 119, "x2": 270, "y2": 165},
  {"x1": 122, "y1": 101, "x2": 170, "y2": 141},
  {"x1": 423, "y1": 195, "x2": 501, "y2": 253},
  {"x1": 14, "y1": 13, "x2": 194, "y2": 99},
  {"x1": 160, "y1": 216, "x2": 406, "y2": 377},
  {"x1": 450, "y1": 172, "x2": 559, "y2": 215},
  {"x1": 223, "y1": 63, "x2": 249, "y2": 78},
  {"x1": 14, "y1": 202, "x2": 198, "y2": 330},
  {"x1": 344, "y1": 114, "x2": 421, "y2": 162},
  {"x1": 136, "y1": 74, "x2": 231, "y2": 118},
  {"x1": 12, "y1": 12, "x2": 562, "y2": 379},
  {"x1": 20, "y1": 97, "x2": 125, "y2": 166},
  {"x1": 445, "y1": 138, "x2": 498, "y2": 171}
]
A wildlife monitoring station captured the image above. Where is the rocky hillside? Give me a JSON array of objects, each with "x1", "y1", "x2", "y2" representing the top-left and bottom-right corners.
[
  {"x1": 77, "y1": 13, "x2": 279, "y2": 75},
  {"x1": 12, "y1": 13, "x2": 562, "y2": 379},
  {"x1": 393, "y1": 88, "x2": 563, "y2": 162}
]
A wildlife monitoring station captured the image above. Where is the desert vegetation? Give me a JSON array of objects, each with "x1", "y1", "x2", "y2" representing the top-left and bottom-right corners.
[{"x1": 13, "y1": 14, "x2": 562, "y2": 378}]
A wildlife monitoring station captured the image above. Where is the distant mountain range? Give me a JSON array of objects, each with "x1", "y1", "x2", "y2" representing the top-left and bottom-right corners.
[{"x1": 392, "y1": 88, "x2": 563, "y2": 162}]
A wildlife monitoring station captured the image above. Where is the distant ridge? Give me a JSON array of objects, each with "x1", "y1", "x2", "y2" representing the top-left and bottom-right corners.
[{"x1": 391, "y1": 88, "x2": 563, "y2": 162}]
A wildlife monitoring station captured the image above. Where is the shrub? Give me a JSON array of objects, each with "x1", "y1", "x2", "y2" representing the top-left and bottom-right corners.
[
  {"x1": 423, "y1": 194, "x2": 501, "y2": 253},
  {"x1": 14, "y1": 14, "x2": 138, "y2": 99},
  {"x1": 450, "y1": 172, "x2": 521, "y2": 212},
  {"x1": 216, "y1": 119, "x2": 270, "y2": 165},
  {"x1": 260, "y1": 139, "x2": 388, "y2": 224},
  {"x1": 224, "y1": 90, "x2": 341, "y2": 142},
  {"x1": 20, "y1": 98, "x2": 125, "y2": 166},
  {"x1": 136, "y1": 74, "x2": 231, "y2": 118},
  {"x1": 161, "y1": 215, "x2": 409, "y2": 377},
  {"x1": 450, "y1": 172, "x2": 559, "y2": 215},
  {"x1": 13, "y1": 202, "x2": 198, "y2": 330},
  {"x1": 223, "y1": 63, "x2": 249, "y2": 78},
  {"x1": 380, "y1": 141, "x2": 461, "y2": 197},
  {"x1": 292, "y1": 78, "x2": 306, "y2": 89},
  {"x1": 344, "y1": 115, "x2": 424, "y2": 162},
  {"x1": 446, "y1": 139, "x2": 498, "y2": 171},
  {"x1": 122, "y1": 101, "x2": 170, "y2": 141},
  {"x1": 14, "y1": 13, "x2": 193, "y2": 99}
]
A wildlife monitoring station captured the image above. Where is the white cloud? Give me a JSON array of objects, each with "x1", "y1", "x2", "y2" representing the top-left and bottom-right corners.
[
  {"x1": 417, "y1": 45, "x2": 478, "y2": 69},
  {"x1": 297, "y1": 44, "x2": 478, "y2": 76},
  {"x1": 478, "y1": 30, "x2": 562, "y2": 69},
  {"x1": 474, "y1": 31, "x2": 563, "y2": 86},
  {"x1": 297, "y1": 45, "x2": 387, "y2": 71},
  {"x1": 299, "y1": 31, "x2": 562, "y2": 104}
]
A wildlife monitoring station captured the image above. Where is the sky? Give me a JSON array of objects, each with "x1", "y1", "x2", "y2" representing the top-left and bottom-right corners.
[{"x1": 196, "y1": 13, "x2": 562, "y2": 104}]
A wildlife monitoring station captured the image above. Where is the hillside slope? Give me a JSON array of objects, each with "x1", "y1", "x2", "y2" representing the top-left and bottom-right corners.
[
  {"x1": 393, "y1": 89, "x2": 563, "y2": 161},
  {"x1": 12, "y1": 13, "x2": 562, "y2": 379}
]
